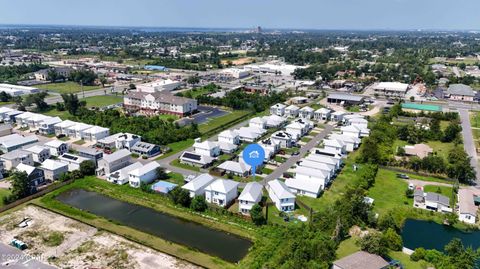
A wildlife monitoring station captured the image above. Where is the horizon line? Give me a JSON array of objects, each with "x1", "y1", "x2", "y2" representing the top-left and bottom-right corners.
[{"x1": 0, "y1": 23, "x2": 479, "y2": 33}]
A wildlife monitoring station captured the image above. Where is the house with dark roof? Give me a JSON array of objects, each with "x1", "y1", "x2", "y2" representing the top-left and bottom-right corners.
[
  {"x1": 130, "y1": 141, "x2": 161, "y2": 158},
  {"x1": 446, "y1": 84, "x2": 476, "y2": 102},
  {"x1": 333, "y1": 251, "x2": 389, "y2": 269},
  {"x1": 327, "y1": 93, "x2": 364, "y2": 105}
]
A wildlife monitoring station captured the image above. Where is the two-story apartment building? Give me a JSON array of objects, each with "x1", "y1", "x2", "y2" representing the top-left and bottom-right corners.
[{"x1": 124, "y1": 91, "x2": 197, "y2": 117}]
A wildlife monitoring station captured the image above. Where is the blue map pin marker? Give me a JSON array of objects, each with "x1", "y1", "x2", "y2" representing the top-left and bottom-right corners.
[{"x1": 243, "y1": 143, "x2": 265, "y2": 178}]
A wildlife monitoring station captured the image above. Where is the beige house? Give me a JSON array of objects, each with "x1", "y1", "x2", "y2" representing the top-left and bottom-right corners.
[{"x1": 403, "y1": 143, "x2": 433, "y2": 159}]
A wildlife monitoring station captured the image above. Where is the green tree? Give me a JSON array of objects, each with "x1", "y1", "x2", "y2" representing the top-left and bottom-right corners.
[
  {"x1": 411, "y1": 247, "x2": 426, "y2": 261},
  {"x1": 250, "y1": 204, "x2": 266, "y2": 226},
  {"x1": 79, "y1": 160, "x2": 96, "y2": 176},
  {"x1": 9, "y1": 171, "x2": 33, "y2": 200},
  {"x1": 383, "y1": 228, "x2": 403, "y2": 251},
  {"x1": 190, "y1": 196, "x2": 208, "y2": 212},
  {"x1": 168, "y1": 186, "x2": 191, "y2": 207},
  {"x1": 156, "y1": 167, "x2": 169, "y2": 180},
  {"x1": 357, "y1": 231, "x2": 388, "y2": 257}
]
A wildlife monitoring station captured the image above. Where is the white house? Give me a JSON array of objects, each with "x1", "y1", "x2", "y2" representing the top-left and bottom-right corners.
[
  {"x1": 58, "y1": 153, "x2": 90, "y2": 172},
  {"x1": 347, "y1": 118, "x2": 368, "y2": 129},
  {"x1": 297, "y1": 160, "x2": 335, "y2": 179},
  {"x1": 39, "y1": 117, "x2": 62, "y2": 135},
  {"x1": 285, "y1": 105, "x2": 300, "y2": 118},
  {"x1": 40, "y1": 159, "x2": 68, "y2": 181},
  {"x1": 66, "y1": 122, "x2": 93, "y2": 139},
  {"x1": 16, "y1": 163, "x2": 45, "y2": 188},
  {"x1": 237, "y1": 126, "x2": 265, "y2": 142},
  {"x1": 314, "y1": 108, "x2": 331, "y2": 121},
  {"x1": 285, "y1": 122, "x2": 307, "y2": 140},
  {"x1": 179, "y1": 151, "x2": 215, "y2": 168},
  {"x1": 0, "y1": 134, "x2": 38, "y2": 153},
  {"x1": 329, "y1": 133, "x2": 361, "y2": 152},
  {"x1": 331, "y1": 111, "x2": 346, "y2": 122},
  {"x1": 107, "y1": 162, "x2": 143, "y2": 185},
  {"x1": 270, "y1": 103, "x2": 286, "y2": 116},
  {"x1": 83, "y1": 126, "x2": 110, "y2": 142},
  {"x1": 271, "y1": 131, "x2": 294, "y2": 148},
  {"x1": 128, "y1": 161, "x2": 161, "y2": 188},
  {"x1": 27, "y1": 114, "x2": 50, "y2": 129},
  {"x1": 299, "y1": 106, "x2": 314, "y2": 119},
  {"x1": 14, "y1": 112, "x2": 35, "y2": 127},
  {"x1": 249, "y1": 117, "x2": 267, "y2": 129},
  {"x1": 193, "y1": 139, "x2": 220, "y2": 157},
  {"x1": 285, "y1": 177, "x2": 323, "y2": 198},
  {"x1": 341, "y1": 125, "x2": 361, "y2": 138},
  {"x1": 263, "y1": 115, "x2": 286, "y2": 128},
  {"x1": 259, "y1": 139, "x2": 280, "y2": 161},
  {"x1": 217, "y1": 160, "x2": 251, "y2": 177},
  {"x1": 96, "y1": 149, "x2": 132, "y2": 175},
  {"x1": 218, "y1": 130, "x2": 240, "y2": 145},
  {"x1": 323, "y1": 139, "x2": 347, "y2": 155},
  {"x1": 97, "y1": 132, "x2": 142, "y2": 150},
  {"x1": 24, "y1": 145, "x2": 51, "y2": 163},
  {"x1": 54, "y1": 120, "x2": 77, "y2": 136},
  {"x1": 458, "y1": 189, "x2": 477, "y2": 224},
  {"x1": 205, "y1": 179, "x2": 239, "y2": 207},
  {"x1": 43, "y1": 140, "x2": 69, "y2": 156},
  {"x1": 295, "y1": 165, "x2": 330, "y2": 188},
  {"x1": 267, "y1": 179, "x2": 295, "y2": 212},
  {"x1": 238, "y1": 182, "x2": 263, "y2": 215},
  {"x1": 0, "y1": 150, "x2": 34, "y2": 171},
  {"x1": 182, "y1": 173, "x2": 216, "y2": 198},
  {"x1": 305, "y1": 154, "x2": 341, "y2": 170}
]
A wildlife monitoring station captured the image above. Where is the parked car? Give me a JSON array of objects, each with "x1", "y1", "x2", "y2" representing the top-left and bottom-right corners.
[
  {"x1": 10, "y1": 239, "x2": 27, "y2": 250},
  {"x1": 396, "y1": 173, "x2": 409, "y2": 179}
]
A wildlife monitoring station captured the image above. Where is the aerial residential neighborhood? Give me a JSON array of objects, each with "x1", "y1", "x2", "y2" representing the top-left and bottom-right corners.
[{"x1": 1, "y1": 1, "x2": 480, "y2": 269}]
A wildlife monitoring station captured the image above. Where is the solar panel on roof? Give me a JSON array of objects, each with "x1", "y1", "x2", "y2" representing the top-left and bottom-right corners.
[
  {"x1": 182, "y1": 152, "x2": 201, "y2": 160},
  {"x1": 62, "y1": 154, "x2": 78, "y2": 161}
]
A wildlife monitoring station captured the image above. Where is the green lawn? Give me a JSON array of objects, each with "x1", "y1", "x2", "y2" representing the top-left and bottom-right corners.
[
  {"x1": 198, "y1": 110, "x2": 251, "y2": 134},
  {"x1": 368, "y1": 169, "x2": 412, "y2": 216},
  {"x1": 42, "y1": 108, "x2": 71, "y2": 120},
  {"x1": 158, "y1": 114, "x2": 179, "y2": 121},
  {"x1": 470, "y1": 112, "x2": 480, "y2": 128},
  {"x1": 170, "y1": 159, "x2": 200, "y2": 172},
  {"x1": 36, "y1": 81, "x2": 101, "y2": 94},
  {"x1": 165, "y1": 172, "x2": 185, "y2": 185},
  {"x1": 82, "y1": 95, "x2": 123, "y2": 108},
  {"x1": 0, "y1": 188, "x2": 11, "y2": 207},
  {"x1": 157, "y1": 139, "x2": 194, "y2": 160},
  {"x1": 336, "y1": 237, "x2": 359, "y2": 258},
  {"x1": 392, "y1": 139, "x2": 455, "y2": 161}
]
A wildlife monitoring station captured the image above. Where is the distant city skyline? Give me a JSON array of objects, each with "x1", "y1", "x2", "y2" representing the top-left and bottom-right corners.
[{"x1": 1, "y1": 0, "x2": 480, "y2": 31}]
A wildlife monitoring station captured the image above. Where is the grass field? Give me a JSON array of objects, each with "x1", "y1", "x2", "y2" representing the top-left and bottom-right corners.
[
  {"x1": 36, "y1": 82, "x2": 101, "y2": 94},
  {"x1": 392, "y1": 139, "x2": 456, "y2": 161},
  {"x1": 368, "y1": 169, "x2": 412, "y2": 216},
  {"x1": 33, "y1": 176, "x2": 256, "y2": 269},
  {"x1": 43, "y1": 95, "x2": 124, "y2": 119},
  {"x1": 82, "y1": 95, "x2": 123, "y2": 108},
  {"x1": 170, "y1": 159, "x2": 200, "y2": 172},
  {"x1": 157, "y1": 139, "x2": 194, "y2": 160},
  {"x1": 198, "y1": 110, "x2": 251, "y2": 134},
  {"x1": 158, "y1": 114, "x2": 179, "y2": 121},
  {"x1": 0, "y1": 188, "x2": 11, "y2": 207},
  {"x1": 165, "y1": 172, "x2": 185, "y2": 185}
]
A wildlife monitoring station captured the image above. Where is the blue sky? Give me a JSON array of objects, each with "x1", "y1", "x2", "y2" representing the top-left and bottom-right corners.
[{"x1": 1, "y1": 0, "x2": 479, "y2": 30}]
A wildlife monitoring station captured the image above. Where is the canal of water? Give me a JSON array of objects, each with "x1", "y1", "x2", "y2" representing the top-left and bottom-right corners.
[{"x1": 56, "y1": 189, "x2": 252, "y2": 263}]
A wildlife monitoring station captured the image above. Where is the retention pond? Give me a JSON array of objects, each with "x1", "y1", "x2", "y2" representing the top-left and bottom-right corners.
[{"x1": 56, "y1": 189, "x2": 252, "y2": 263}]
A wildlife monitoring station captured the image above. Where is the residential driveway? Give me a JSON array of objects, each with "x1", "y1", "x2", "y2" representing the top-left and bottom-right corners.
[
  {"x1": 406, "y1": 179, "x2": 453, "y2": 188},
  {"x1": 458, "y1": 108, "x2": 480, "y2": 185},
  {"x1": 260, "y1": 124, "x2": 334, "y2": 185},
  {"x1": 0, "y1": 243, "x2": 56, "y2": 269}
]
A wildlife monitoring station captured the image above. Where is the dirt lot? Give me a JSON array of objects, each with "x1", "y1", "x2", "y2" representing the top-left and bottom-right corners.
[{"x1": 0, "y1": 206, "x2": 198, "y2": 269}]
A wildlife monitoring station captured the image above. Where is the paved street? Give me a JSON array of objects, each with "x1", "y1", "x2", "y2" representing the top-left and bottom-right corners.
[
  {"x1": 260, "y1": 124, "x2": 334, "y2": 185},
  {"x1": 458, "y1": 108, "x2": 480, "y2": 185},
  {"x1": 0, "y1": 243, "x2": 55, "y2": 269}
]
